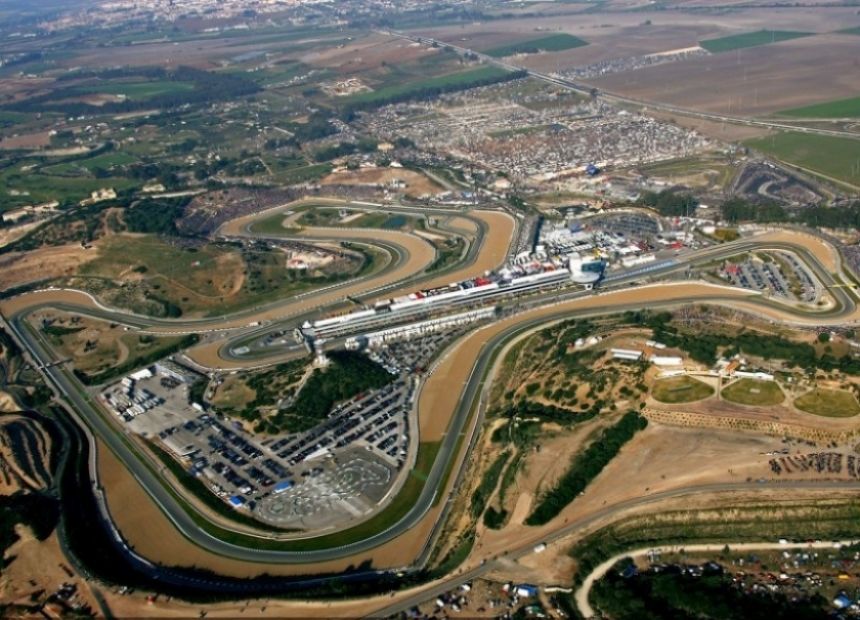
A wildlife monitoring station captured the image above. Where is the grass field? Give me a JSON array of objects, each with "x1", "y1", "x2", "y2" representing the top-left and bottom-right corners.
[
  {"x1": 778, "y1": 96, "x2": 860, "y2": 118},
  {"x1": 722, "y1": 378, "x2": 785, "y2": 406},
  {"x1": 699, "y1": 30, "x2": 812, "y2": 53},
  {"x1": 0, "y1": 166, "x2": 138, "y2": 206},
  {"x1": 295, "y1": 208, "x2": 419, "y2": 230},
  {"x1": 484, "y1": 34, "x2": 588, "y2": 58},
  {"x1": 246, "y1": 212, "x2": 303, "y2": 235},
  {"x1": 794, "y1": 388, "x2": 860, "y2": 417},
  {"x1": 744, "y1": 132, "x2": 860, "y2": 187},
  {"x1": 77, "y1": 80, "x2": 196, "y2": 101},
  {"x1": 651, "y1": 375, "x2": 714, "y2": 404},
  {"x1": 42, "y1": 151, "x2": 138, "y2": 176},
  {"x1": 344, "y1": 66, "x2": 512, "y2": 106}
]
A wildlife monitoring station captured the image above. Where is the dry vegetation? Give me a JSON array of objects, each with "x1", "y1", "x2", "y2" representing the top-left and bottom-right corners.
[
  {"x1": 320, "y1": 167, "x2": 444, "y2": 197},
  {"x1": 26, "y1": 309, "x2": 189, "y2": 380},
  {"x1": 0, "y1": 415, "x2": 52, "y2": 495}
]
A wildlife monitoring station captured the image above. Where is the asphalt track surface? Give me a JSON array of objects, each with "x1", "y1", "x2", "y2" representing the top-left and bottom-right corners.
[
  {"x1": 2, "y1": 219, "x2": 858, "y2": 566},
  {"x1": 370, "y1": 481, "x2": 860, "y2": 620}
]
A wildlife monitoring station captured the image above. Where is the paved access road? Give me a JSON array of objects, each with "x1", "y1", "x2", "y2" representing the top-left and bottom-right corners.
[
  {"x1": 369, "y1": 481, "x2": 860, "y2": 619},
  {"x1": 2, "y1": 215, "x2": 858, "y2": 568}
]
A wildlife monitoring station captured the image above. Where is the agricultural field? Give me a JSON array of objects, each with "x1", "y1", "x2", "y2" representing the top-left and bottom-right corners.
[
  {"x1": 778, "y1": 95, "x2": 860, "y2": 118},
  {"x1": 721, "y1": 378, "x2": 785, "y2": 406},
  {"x1": 589, "y1": 34, "x2": 860, "y2": 116},
  {"x1": 744, "y1": 132, "x2": 860, "y2": 188},
  {"x1": 76, "y1": 80, "x2": 196, "y2": 101},
  {"x1": 699, "y1": 30, "x2": 813, "y2": 53},
  {"x1": 651, "y1": 375, "x2": 714, "y2": 404},
  {"x1": 342, "y1": 66, "x2": 514, "y2": 107},
  {"x1": 794, "y1": 387, "x2": 860, "y2": 417},
  {"x1": 483, "y1": 34, "x2": 588, "y2": 58}
]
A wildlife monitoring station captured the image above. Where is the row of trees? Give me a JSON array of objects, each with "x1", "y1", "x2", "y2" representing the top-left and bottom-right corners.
[
  {"x1": 341, "y1": 69, "x2": 528, "y2": 114},
  {"x1": 525, "y1": 411, "x2": 647, "y2": 526},
  {"x1": 643, "y1": 190, "x2": 860, "y2": 233},
  {"x1": 640, "y1": 189, "x2": 698, "y2": 217},
  {"x1": 271, "y1": 351, "x2": 393, "y2": 433},
  {"x1": 721, "y1": 197, "x2": 860, "y2": 230},
  {"x1": 625, "y1": 310, "x2": 860, "y2": 373},
  {"x1": 6, "y1": 66, "x2": 260, "y2": 115}
]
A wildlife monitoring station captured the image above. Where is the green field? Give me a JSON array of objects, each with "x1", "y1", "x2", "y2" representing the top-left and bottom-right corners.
[
  {"x1": 700, "y1": 30, "x2": 812, "y2": 53},
  {"x1": 42, "y1": 151, "x2": 138, "y2": 176},
  {"x1": 651, "y1": 375, "x2": 715, "y2": 404},
  {"x1": 296, "y1": 208, "x2": 419, "y2": 230},
  {"x1": 247, "y1": 212, "x2": 302, "y2": 235},
  {"x1": 722, "y1": 378, "x2": 785, "y2": 406},
  {"x1": 794, "y1": 388, "x2": 860, "y2": 417},
  {"x1": 77, "y1": 80, "x2": 196, "y2": 101},
  {"x1": 344, "y1": 66, "x2": 513, "y2": 106},
  {"x1": 778, "y1": 95, "x2": 860, "y2": 118},
  {"x1": 0, "y1": 164, "x2": 138, "y2": 206},
  {"x1": 744, "y1": 132, "x2": 860, "y2": 187},
  {"x1": 484, "y1": 34, "x2": 588, "y2": 58}
]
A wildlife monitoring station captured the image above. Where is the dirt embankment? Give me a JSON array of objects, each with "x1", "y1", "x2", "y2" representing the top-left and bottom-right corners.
[{"x1": 0, "y1": 244, "x2": 97, "y2": 292}]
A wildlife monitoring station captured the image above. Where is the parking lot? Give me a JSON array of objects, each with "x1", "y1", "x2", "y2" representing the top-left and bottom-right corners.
[
  {"x1": 97, "y1": 327, "x2": 470, "y2": 530},
  {"x1": 256, "y1": 448, "x2": 394, "y2": 529},
  {"x1": 719, "y1": 251, "x2": 819, "y2": 303}
]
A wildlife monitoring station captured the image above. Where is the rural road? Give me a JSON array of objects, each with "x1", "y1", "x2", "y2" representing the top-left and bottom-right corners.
[
  {"x1": 2, "y1": 202, "x2": 859, "y2": 591},
  {"x1": 367, "y1": 480, "x2": 860, "y2": 619},
  {"x1": 387, "y1": 30, "x2": 860, "y2": 143}
]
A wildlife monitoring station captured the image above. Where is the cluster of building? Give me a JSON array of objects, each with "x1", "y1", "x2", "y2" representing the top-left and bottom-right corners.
[
  {"x1": 345, "y1": 307, "x2": 495, "y2": 350},
  {"x1": 562, "y1": 46, "x2": 710, "y2": 80},
  {"x1": 303, "y1": 256, "x2": 603, "y2": 343},
  {"x1": 103, "y1": 375, "x2": 164, "y2": 421},
  {"x1": 356, "y1": 81, "x2": 712, "y2": 185}
]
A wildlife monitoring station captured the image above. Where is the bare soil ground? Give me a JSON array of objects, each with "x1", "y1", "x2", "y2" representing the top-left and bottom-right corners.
[
  {"x1": 0, "y1": 244, "x2": 96, "y2": 291},
  {"x1": 96, "y1": 438, "x2": 440, "y2": 577},
  {"x1": 0, "y1": 130, "x2": 52, "y2": 150},
  {"x1": 646, "y1": 108, "x2": 770, "y2": 141},
  {"x1": 590, "y1": 33, "x2": 860, "y2": 116},
  {"x1": 320, "y1": 168, "x2": 444, "y2": 197},
  {"x1": 0, "y1": 221, "x2": 42, "y2": 249},
  {"x1": 28, "y1": 309, "x2": 125, "y2": 374},
  {"x1": 0, "y1": 414, "x2": 52, "y2": 495},
  {"x1": 0, "y1": 529, "x2": 100, "y2": 615},
  {"x1": 471, "y1": 422, "x2": 789, "y2": 571},
  {"x1": 300, "y1": 33, "x2": 441, "y2": 74}
]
